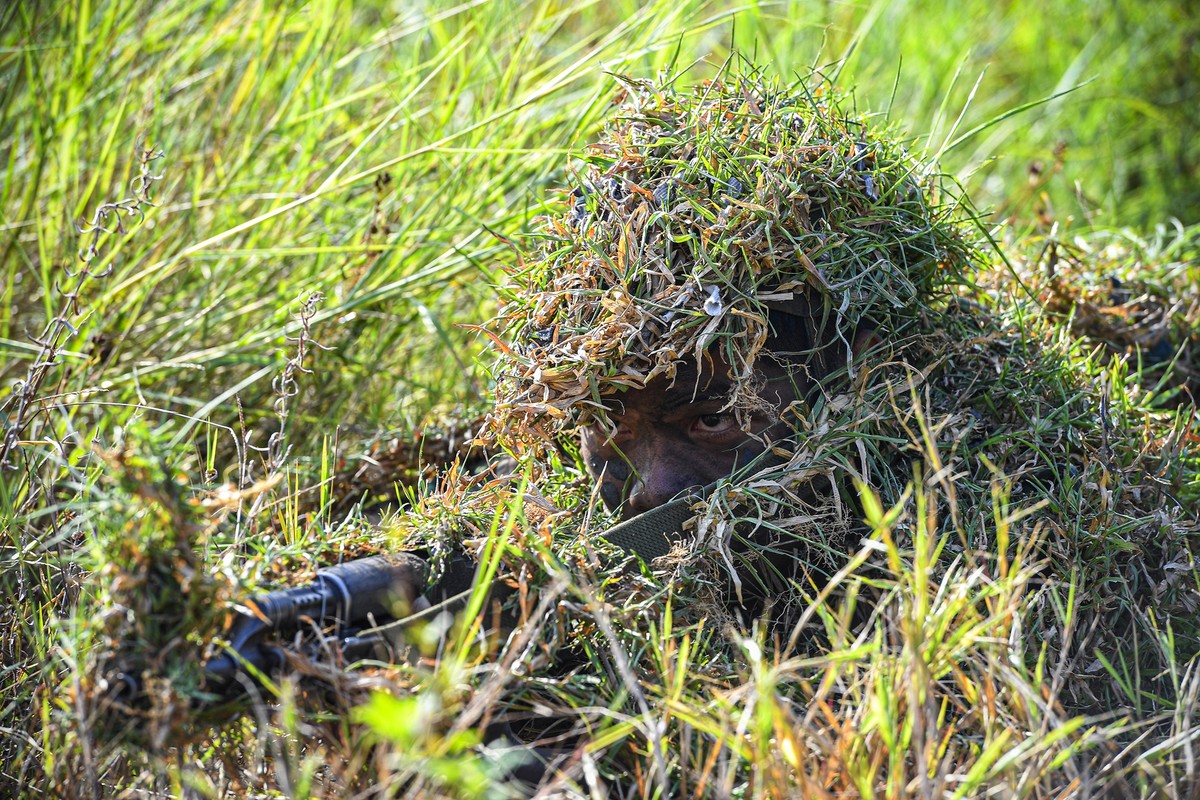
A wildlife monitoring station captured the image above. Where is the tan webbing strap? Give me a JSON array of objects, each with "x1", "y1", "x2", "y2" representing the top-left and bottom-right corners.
[
  {"x1": 599, "y1": 494, "x2": 699, "y2": 562},
  {"x1": 598, "y1": 448, "x2": 790, "y2": 561}
]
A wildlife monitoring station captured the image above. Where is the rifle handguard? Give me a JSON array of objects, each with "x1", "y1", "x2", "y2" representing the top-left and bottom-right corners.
[
  {"x1": 203, "y1": 553, "x2": 429, "y2": 688},
  {"x1": 248, "y1": 553, "x2": 428, "y2": 628}
]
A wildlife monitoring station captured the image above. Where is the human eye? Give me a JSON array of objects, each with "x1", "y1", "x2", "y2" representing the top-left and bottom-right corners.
[{"x1": 691, "y1": 412, "x2": 738, "y2": 436}]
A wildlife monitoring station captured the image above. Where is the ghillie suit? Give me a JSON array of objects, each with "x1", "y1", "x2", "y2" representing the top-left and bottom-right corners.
[
  {"x1": 489, "y1": 67, "x2": 978, "y2": 606},
  {"x1": 492, "y1": 71, "x2": 974, "y2": 423},
  {"x1": 481, "y1": 66, "x2": 1200, "y2": 795}
]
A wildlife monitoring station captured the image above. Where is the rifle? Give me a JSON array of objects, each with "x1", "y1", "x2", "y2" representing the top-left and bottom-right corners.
[
  {"x1": 108, "y1": 484, "x2": 710, "y2": 701},
  {"x1": 112, "y1": 551, "x2": 481, "y2": 700},
  {"x1": 199, "y1": 489, "x2": 711, "y2": 691}
]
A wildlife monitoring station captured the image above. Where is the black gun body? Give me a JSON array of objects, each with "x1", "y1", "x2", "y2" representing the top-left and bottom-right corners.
[{"x1": 202, "y1": 553, "x2": 430, "y2": 688}]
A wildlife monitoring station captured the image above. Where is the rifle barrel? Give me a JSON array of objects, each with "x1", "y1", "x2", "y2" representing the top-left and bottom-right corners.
[{"x1": 110, "y1": 553, "x2": 430, "y2": 700}]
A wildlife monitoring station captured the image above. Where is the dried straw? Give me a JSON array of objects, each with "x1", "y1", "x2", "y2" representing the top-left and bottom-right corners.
[{"x1": 491, "y1": 65, "x2": 977, "y2": 438}]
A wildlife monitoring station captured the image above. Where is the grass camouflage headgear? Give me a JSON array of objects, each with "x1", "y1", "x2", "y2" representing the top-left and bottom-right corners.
[{"x1": 492, "y1": 66, "x2": 976, "y2": 437}]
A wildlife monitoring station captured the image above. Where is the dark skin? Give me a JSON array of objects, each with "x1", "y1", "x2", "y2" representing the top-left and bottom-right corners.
[
  {"x1": 581, "y1": 326, "x2": 879, "y2": 518},
  {"x1": 580, "y1": 357, "x2": 808, "y2": 518}
]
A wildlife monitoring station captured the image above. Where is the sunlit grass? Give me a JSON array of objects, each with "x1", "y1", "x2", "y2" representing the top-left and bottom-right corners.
[{"x1": 2, "y1": 0, "x2": 1199, "y2": 797}]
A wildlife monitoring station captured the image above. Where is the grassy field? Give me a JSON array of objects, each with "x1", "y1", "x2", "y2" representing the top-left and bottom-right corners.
[{"x1": 2, "y1": 0, "x2": 1199, "y2": 797}]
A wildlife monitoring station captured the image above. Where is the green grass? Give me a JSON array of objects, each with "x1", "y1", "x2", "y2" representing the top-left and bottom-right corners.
[{"x1": 2, "y1": 0, "x2": 1199, "y2": 797}]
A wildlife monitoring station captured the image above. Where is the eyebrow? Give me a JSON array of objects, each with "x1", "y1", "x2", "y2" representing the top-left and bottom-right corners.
[{"x1": 660, "y1": 381, "x2": 733, "y2": 415}]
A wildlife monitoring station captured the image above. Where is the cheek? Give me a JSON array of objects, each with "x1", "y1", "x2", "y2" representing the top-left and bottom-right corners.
[
  {"x1": 599, "y1": 482, "x2": 622, "y2": 510},
  {"x1": 694, "y1": 442, "x2": 747, "y2": 480},
  {"x1": 731, "y1": 437, "x2": 768, "y2": 467},
  {"x1": 579, "y1": 429, "x2": 607, "y2": 478},
  {"x1": 581, "y1": 428, "x2": 631, "y2": 477}
]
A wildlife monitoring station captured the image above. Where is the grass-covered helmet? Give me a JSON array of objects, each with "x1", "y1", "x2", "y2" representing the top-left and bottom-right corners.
[{"x1": 492, "y1": 65, "x2": 976, "y2": 439}]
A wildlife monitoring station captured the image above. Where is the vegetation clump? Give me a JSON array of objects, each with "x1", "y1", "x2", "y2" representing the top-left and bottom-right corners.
[
  {"x1": 494, "y1": 69, "x2": 975, "y2": 432},
  {"x1": 476, "y1": 65, "x2": 1200, "y2": 798}
]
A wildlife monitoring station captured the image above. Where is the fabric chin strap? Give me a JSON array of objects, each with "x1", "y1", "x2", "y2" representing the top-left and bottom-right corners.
[
  {"x1": 599, "y1": 493, "x2": 702, "y2": 562},
  {"x1": 599, "y1": 447, "x2": 790, "y2": 562}
]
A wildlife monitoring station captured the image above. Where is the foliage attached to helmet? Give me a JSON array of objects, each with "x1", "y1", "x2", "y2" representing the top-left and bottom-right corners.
[{"x1": 491, "y1": 65, "x2": 978, "y2": 442}]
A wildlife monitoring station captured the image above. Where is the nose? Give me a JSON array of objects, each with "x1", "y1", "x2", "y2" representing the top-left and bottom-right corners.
[
  {"x1": 626, "y1": 480, "x2": 669, "y2": 515},
  {"x1": 624, "y1": 446, "x2": 707, "y2": 515}
]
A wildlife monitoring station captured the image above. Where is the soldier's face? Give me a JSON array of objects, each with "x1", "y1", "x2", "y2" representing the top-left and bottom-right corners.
[{"x1": 579, "y1": 357, "x2": 805, "y2": 518}]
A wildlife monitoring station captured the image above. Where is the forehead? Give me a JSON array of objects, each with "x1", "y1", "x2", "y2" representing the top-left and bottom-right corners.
[
  {"x1": 598, "y1": 353, "x2": 796, "y2": 417},
  {"x1": 616, "y1": 364, "x2": 732, "y2": 414}
]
